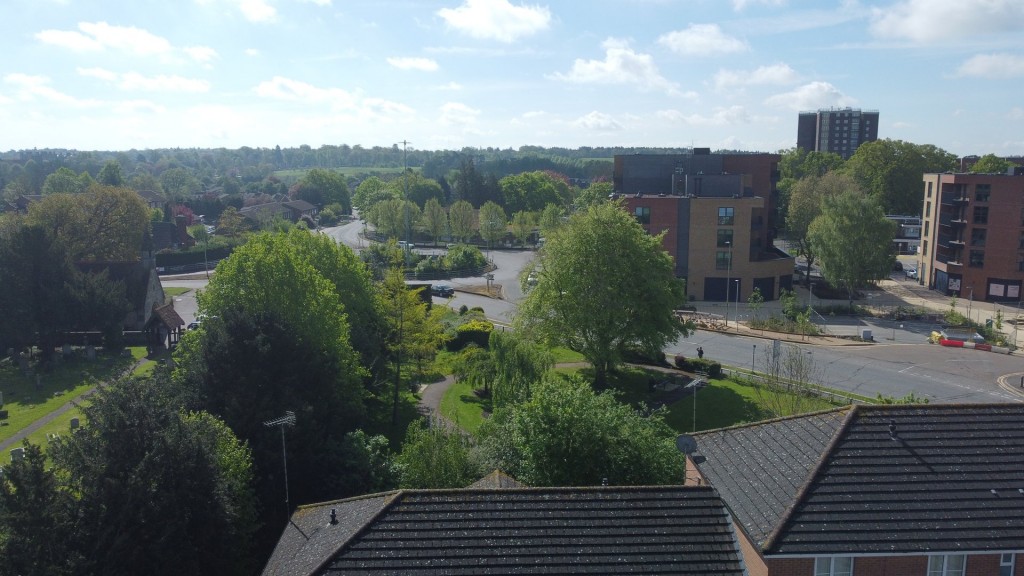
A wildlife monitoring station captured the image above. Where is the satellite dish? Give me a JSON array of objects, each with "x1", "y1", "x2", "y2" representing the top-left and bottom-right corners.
[{"x1": 675, "y1": 434, "x2": 698, "y2": 455}]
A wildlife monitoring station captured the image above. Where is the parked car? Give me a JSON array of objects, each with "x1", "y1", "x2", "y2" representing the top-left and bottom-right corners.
[
  {"x1": 893, "y1": 260, "x2": 904, "y2": 272},
  {"x1": 905, "y1": 268, "x2": 918, "y2": 279},
  {"x1": 430, "y1": 284, "x2": 454, "y2": 298}
]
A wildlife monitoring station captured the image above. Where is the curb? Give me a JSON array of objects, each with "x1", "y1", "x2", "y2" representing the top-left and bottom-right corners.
[{"x1": 996, "y1": 373, "x2": 1024, "y2": 400}]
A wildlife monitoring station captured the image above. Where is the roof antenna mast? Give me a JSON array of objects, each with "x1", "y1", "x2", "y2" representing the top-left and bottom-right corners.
[{"x1": 264, "y1": 410, "x2": 297, "y2": 523}]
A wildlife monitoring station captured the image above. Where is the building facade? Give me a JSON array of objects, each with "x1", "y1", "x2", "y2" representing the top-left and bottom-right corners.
[
  {"x1": 919, "y1": 172, "x2": 1024, "y2": 302},
  {"x1": 797, "y1": 108, "x2": 879, "y2": 160},
  {"x1": 886, "y1": 215, "x2": 921, "y2": 255},
  {"x1": 616, "y1": 150, "x2": 794, "y2": 301}
]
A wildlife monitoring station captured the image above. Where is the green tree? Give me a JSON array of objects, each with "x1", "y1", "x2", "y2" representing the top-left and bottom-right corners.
[
  {"x1": 46, "y1": 376, "x2": 257, "y2": 576},
  {"x1": 510, "y1": 210, "x2": 536, "y2": 246},
  {"x1": 96, "y1": 160, "x2": 125, "y2": 186},
  {"x1": 499, "y1": 171, "x2": 568, "y2": 214},
  {"x1": 352, "y1": 175, "x2": 396, "y2": 214},
  {"x1": 787, "y1": 172, "x2": 860, "y2": 285},
  {"x1": 514, "y1": 202, "x2": 688, "y2": 387},
  {"x1": 296, "y1": 168, "x2": 351, "y2": 212},
  {"x1": 448, "y1": 199, "x2": 476, "y2": 243},
  {"x1": 969, "y1": 153, "x2": 1015, "y2": 174},
  {"x1": 538, "y1": 202, "x2": 564, "y2": 237},
  {"x1": 395, "y1": 420, "x2": 483, "y2": 489},
  {"x1": 26, "y1": 185, "x2": 149, "y2": 262},
  {"x1": 477, "y1": 201, "x2": 507, "y2": 254},
  {"x1": 0, "y1": 442, "x2": 78, "y2": 576},
  {"x1": 41, "y1": 167, "x2": 89, "y2": 195},
  {"x1": 573, "y1": 181, "x2": 612, "y2": 211},
  {"x1": 842, "y1": 139, "x2": 956, "y2": 214},
  {"x1": 421, "y1": 197, "x2": 448, "y2": 246},
  {"x1": 776, "y1": 148, "x2": 844, "y2": 229},
  {"x1": 479, "y1": 375, "x2": 684, "y2": 486},
  {"x1": 489, "y1": 330, "x2": 554, "y2": 409},
  {"x1": 159, "y1": 167, "x2": 201, "y2": 199},
  {"x1": 808, "y1": 191, "x2": 897, "y2": 306},
  {"x1": 396, "y1": 171, "x2": 445, "y2": 208}
]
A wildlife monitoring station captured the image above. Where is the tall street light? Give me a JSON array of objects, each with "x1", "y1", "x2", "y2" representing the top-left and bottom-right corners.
[
  {"x1": 724, "y1": 240, "x2": 732, "y2": 328},
  {"x1": 967, "y1": 286, "x2": 973, "y2": 325},
  {"x1": 734, "y1": 279, "x2": 740, "y2": 332}
]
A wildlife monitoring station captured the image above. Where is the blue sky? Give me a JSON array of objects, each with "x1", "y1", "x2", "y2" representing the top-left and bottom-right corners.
[{"x1": 1, "y1": 0, "x2": 1022, "y2": 156}]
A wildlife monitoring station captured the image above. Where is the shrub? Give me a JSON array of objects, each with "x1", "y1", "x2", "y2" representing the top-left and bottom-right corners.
[
  {"x1": 444, "y1": 244, "x2": 486, "y2": 271},
  {"x1": 448, "y1": 319, "x2": 494, "y2": 351},
  {"x1": 673, "y1": 356, "x2": 722, "y2": 378}
]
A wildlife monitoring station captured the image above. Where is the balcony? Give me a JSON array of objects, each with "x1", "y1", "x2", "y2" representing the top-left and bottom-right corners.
[
  {"x1": 948, "y1": 239, "x2": 965, "y2": 247},
  {"x1": 952, "y1": 196, "x2": 970, "y2": 204},
  {"x1": 950, "y1": 218, "x2": 967, "y2": 226}
]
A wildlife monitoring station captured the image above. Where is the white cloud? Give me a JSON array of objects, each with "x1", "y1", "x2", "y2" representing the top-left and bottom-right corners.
[
  {"x1": 36, "y1": 22, "x2": 172, "y2": 55},
  {"x1": 387, "y1": 57, "x2": 440, "y2": 71},
  {"x1": 245, "y1": 48, "x2": 261, "y2": 57},
  {"x1": 113, "y1": 100, "x2": 167, "y2": 115},
  {"x1": 870, "y1": 0, "x2": 1024, "y2": 43},
  {"x1": 439, "y1": 101, "x2": 481, "y2": 126},
  {"x1": 299, "y1": 0, "x2": 332, "y2": 5},
  {"x1": 195, "y1": 0, "x2": 277, "y2": 22},
  {"x1": 658, "y1": 24, "x2": 749, "y2": 56},
  {"x1": 521, "y1": 110, "x2": 546, "y2": 118},
  {"x1": 551, "y1": 38, "x2": 679, "y2": 93},
  {"x1": 713, "y1": 63, "x2": 800, "y2": 91},
  {"x1": 732, "y1": 0, "x2": 786, "y2": 10},
  {"x1": 78, "y1": 68, "x2": 210, "y2": 92},
  {"x1": 435, "y1": 81, "x2": 463, "y2": 91},
  {"x1": 573, "y1": 111, "x2": 623, "y2": 131},
  {"x1": 1009, "y1": 107, "x2": 1024, "y2": 120},
  {"x1": 656, "y1": 106, "x2": 751, "y2": 126},
  {"x1": 4, "y1": 73, "x2": 99, "y2": 107},
  {"x1": 255, "y1": 76, "x2": 359, "y2": 108},
  {"x1": 764, "y1": 81, "x2": 856, "y2": 110},
  {"x1": 437, "y1": 0, "x2": 551, "y2": 43},
  {"x1": 184, "y1": 46, "x2": 219, "y2": 63},
  {"x1": 955, "y1": 53, "x2": 1024, "y2": 78}
]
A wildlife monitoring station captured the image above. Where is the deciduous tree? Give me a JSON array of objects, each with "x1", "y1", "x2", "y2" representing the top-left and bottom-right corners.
[
  {"x1": 786, "y1": 172, "x2": 860, "y2": 286},
  {"x1": 808, "y1": 191, "x2": 897, "y2": 306},
  {"x1": 842, "y1": 139, "x2": 956, "y2": 214},
  {"x1": 514, "y1": 202, "x2": 688, "y2": 387},
  {"x1": 448, "y1": 199, "x2": 476, "y2": 243},
  {"x1": 421, "y1": 197, "x2": 448, "y2": 246},
  {"x1": 479, "y1": 376, "x2": 684, "y2": 486}
]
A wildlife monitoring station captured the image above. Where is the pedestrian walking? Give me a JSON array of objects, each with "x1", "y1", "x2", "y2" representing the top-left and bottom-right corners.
[{"x1": 697, "y1": 346, "x2": 704, "y2": 359}]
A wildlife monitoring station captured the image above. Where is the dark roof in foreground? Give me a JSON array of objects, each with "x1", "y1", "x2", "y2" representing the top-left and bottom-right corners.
[
  {"x1": 263, "y1": 485, "x2": 744, "y2": 576},
  {"x1": 694, "y1": 403, "x2": 1024, "y2": 556}
]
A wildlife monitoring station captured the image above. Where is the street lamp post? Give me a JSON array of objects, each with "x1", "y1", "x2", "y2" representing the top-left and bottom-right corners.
[
  {"x1": 734, "y1": 278, "x2": 740, "y2": 332},
  {"x1": 967, "y1": 286, "x2": 974, "y2": 325},
  {"x1": 724, "y1": 241, "x2": 732, "y2": 328},
  {"x1": 751, "y1": 344, "x2": 756, "y2": 374}
]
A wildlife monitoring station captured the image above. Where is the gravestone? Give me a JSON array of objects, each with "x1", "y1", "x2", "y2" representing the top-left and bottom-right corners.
[
  {"x1": 62, "y1": 344, "x2": 72, "y2": 357},
  {"x1": 10, "y1": 447, "x2": 24, "y2": 462},
  {"x1": 70, "y1": 417, "x2": 80, "y2": 430},
  {"x1": 86, "y1": 346, "x2": 96, "y2": 360}
]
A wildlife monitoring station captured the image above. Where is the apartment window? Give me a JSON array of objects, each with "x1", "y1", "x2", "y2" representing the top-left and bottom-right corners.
[
  {"x1": 973, "y1": 206, "x2": 988, "y2": 224},
  {"x1": 924, "y1": 221, "x2": 930, "y2": 237},
  {"x1": 923, "y1": 239, "x2": 928, "y2": 255},
  {"x1": 717, "y1": 229, "x2": 733, "y2": 247},
  {"x1": 1001, "y1": 553, "x2": 1015, "y2": 576},
  {"x1": 975, "y1": 184, "x2": 991, "y2": 202},
  {"x1": 969, "y1": 250, "x2": 985, "y2": 268},
  {"x1": 1019, "y1": 232, "x2": 1024, "y2": 250},
  {"x1": 925, "y1": 201, "x2": 931, "y2": 218},
  {"x1": 634, "y1": 206, "x2": 650, "y2": 225},
  {"x1": 928, "y1": 554, "x2": 966, "y2": 576},
  {"x1": 715, "y1": 251, "x2": 732, "y2": 270},
  {"x1": 717, "y1": 207, "x2": 735, "y2": 226},
  {"x1": 927, "y1": 181, "x2": 933, "y2": 198},
  {"x1": 970, "y1": 228, "x2": 987, "y2": 247},
  {"x1": 814, "y1": 557, "x2": 853, "y2": 576}
]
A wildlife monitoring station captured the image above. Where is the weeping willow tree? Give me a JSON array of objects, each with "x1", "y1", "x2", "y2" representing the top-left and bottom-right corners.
[{"x1": 490, "y1": 330, "x2": 554, "y2": 409}]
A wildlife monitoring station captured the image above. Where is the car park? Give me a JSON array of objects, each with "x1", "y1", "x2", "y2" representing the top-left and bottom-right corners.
[{"x1": 430, "y1": 284, "x2": 454, "y2": 298}]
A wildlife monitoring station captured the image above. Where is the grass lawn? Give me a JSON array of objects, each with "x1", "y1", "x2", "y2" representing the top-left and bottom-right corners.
[
  {"x1": 550, "y1": 347, "x2": 585, "y2": 364},
  {"x1": 0, "y1": 347, "x2": 145, "y2": 443},
  {"x1": 439, "y1": 378, "x2": 492, "y2": 435},
  {"x1": 164, "y1": 287, "x2": 191, "y2": 298}
]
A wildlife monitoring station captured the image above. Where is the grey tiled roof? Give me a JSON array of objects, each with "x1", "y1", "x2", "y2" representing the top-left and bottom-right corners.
[
  {"x1": 692, "y1": 408, "x2": 849, "y2": 547},
  {"x1": 695, "y1": 404, "x2": 1024, "y2": 556},
  {"x1": 263, "y1": 486, "x2": 744, "y2": 576}
]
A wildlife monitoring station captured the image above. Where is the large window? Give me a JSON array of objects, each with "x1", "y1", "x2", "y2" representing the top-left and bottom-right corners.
[
  {"x1": 970, "y1": 228, "x2": 986, "y2": 246},
  {"x1": 717, "y1": 229, "x2": 733, "y2": 247},
  {"x1": 814, "y1": 557, "x2": 853, "y2": 576},
  {"x1": 1001, "y1": 553, "x2": 1015, "y2": 576},
  {"x1": 975, "y1": 184, "x2": 991, "y2": 202},
  {"x1": 928, "y1": 554, "x2": 966, "y2": 576},
  {"x1": 973, "y1": 206, "x2": 988, "y2": 224},
  {"x1": 716, "y1": 251, "x2": 732, "y2": 270},
  {"x1": 969, "y1": 250, "x2": 985, "y2": 268},
  {"x1": 634, "y1": 206, "x2": 650, "y2": 225},
  {"x1": 718, "y1": 207, "x2": 734, "y2": 226}
]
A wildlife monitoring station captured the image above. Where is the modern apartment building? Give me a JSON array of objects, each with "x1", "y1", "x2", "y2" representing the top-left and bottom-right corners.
[
  {"x1": 615, "y1": 150, "x2": 794, "y2": 302},
  {"x1": 886, "y1": 215, "x2": 921, "y2": 255},
  {"x1": 797, "y1": 108, "x2": 879, "y2": 160},
  {"x1": 918, "y1": 171, "x2": 1024, "y2": 302}
]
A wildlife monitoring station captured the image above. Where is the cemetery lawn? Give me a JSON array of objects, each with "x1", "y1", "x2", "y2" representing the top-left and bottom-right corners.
[{"x1": 0, "y1": 347, "x2": 145, "y2": 444}]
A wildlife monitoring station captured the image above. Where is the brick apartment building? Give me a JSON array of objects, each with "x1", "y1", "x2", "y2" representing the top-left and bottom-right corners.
[
  {"x1": 918, "y1": 171, "x2": 1024, "y2": 302},
  {"x1": 615, "y1": 149, "x2": 794, "y2": 301}
]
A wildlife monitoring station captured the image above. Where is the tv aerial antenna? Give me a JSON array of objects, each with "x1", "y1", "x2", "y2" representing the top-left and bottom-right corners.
[{"x1": 264, "y1": 411, "x2": 296, "y2": 522}]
